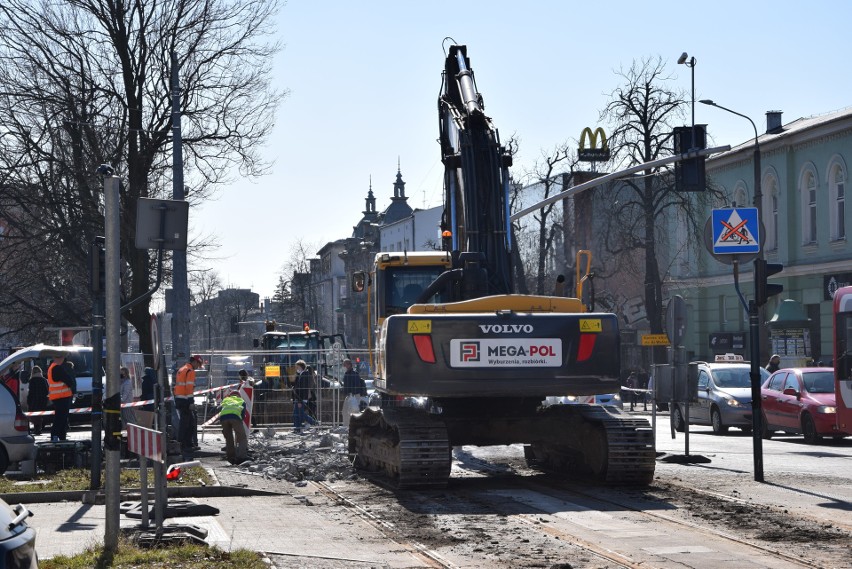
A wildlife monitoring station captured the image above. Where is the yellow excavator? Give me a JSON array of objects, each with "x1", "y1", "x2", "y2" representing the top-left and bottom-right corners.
[{"x1": 348, "y1": 44, "x2": 655, "y2": 488}]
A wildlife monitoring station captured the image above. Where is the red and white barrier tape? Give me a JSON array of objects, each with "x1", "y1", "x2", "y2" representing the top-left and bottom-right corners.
[{"x1": 24, "y1": 382, "x2": 240, "y2": 417}]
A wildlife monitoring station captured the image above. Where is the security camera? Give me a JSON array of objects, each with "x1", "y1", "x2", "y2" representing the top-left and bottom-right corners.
[
  {"x1": 677, "y1": 52, "x2": 688, "y2": 65},
  {"x1": 96, "y1": 164, "x2": 114, "y2": 176}
]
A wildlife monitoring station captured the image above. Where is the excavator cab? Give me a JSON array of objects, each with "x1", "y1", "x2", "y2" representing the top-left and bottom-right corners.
[{"x1": 372, "y1": 252, "x2": 453, "y2": 319}]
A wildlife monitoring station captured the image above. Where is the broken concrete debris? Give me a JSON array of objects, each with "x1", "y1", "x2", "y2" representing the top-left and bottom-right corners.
[{"x1": 213, "y1": 426, "x2": 358, "y2": 483}]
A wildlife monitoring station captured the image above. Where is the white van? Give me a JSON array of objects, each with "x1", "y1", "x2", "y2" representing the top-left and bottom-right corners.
[{"x1": 0, "y1": 344, "x2": 95, "y2": 416}]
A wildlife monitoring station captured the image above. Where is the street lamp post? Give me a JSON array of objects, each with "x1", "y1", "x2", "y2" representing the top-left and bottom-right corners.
[
  {"x1": 699, "y1": 99, "x2": 765, "y2": 482},
  {"x1": 699, "y1": 100, "x2": 762, "y2": 241},
  {"x1": 678, "y1": 52, "x2": 697, "y2": 149}
]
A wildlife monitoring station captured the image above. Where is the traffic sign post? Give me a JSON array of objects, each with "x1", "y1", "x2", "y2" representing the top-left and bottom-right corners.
[{"x1": 711, "y1": 207, "x2": 760, "y2": 255}]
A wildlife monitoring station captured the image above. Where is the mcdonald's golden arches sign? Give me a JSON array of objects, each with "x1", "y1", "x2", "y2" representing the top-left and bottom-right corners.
[{"x1": 578, "y1": 127, "x2": 610, "y2": 162}]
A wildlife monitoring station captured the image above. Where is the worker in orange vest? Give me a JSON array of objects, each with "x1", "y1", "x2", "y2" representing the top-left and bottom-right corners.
[
  {"x1": 174, "y1": 355, "x2": 203, "y2": 460},
  {"x1": 47, "y1": 353, "x2": 76, "y2": 442}
]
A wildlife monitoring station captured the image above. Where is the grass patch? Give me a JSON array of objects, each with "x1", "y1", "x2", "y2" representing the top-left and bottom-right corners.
[
  {"x1": 41, "y1": 541, "x2": 267, "y2": 569},
  {"x1": 0, "y1": 466, "x2": 213, "y2": 494}
]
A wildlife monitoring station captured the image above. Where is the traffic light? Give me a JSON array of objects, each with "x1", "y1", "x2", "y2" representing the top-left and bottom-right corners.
[
  {"x1": 352, "y1": 271, "x2": 366, "y2": 293},
  {"x1": 673, "y1": 126, "x2": 707, "y2": 192},
  {"x1": 754, "y1": 259, "x2": 784, "y2": 306},
  {"x1": 89, "y1": 237, "x2": 105, "y2": 294}
]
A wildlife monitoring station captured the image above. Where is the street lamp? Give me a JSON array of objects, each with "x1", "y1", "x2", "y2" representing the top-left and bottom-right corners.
[
  {"x1": 699, "y1": 100, "x2": 762, "y2": 239},
  {"x1": 699, "y1": 98, "x2": 765, "y2": 482},
  {"x1": 678, "y1": 52, "x2": 697, "y2": 149}
]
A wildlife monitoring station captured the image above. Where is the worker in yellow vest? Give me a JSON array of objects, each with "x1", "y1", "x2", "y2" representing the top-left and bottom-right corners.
[
  {"x1": 219, "y1": 391, "x2": 247, "y2": 464},
  {"x1": 174, "y1": 355, "x2": 203, "y2": 460},
  {"x1": 47, "y1": 353, "x2": 76, "y2": 442}
]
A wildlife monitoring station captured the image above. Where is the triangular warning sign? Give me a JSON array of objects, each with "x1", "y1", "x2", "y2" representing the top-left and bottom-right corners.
[
  {"x1": 408, "y1": 322, "x2": 419, "y2": 332},
  {"x1": 714, "y1": 210, "x2": 754, "y2": 249}
]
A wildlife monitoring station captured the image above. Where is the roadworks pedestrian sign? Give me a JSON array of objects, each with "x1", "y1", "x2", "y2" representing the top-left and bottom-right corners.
[{"x1": 711, "y1": 207, "x2": 760, "y2": 254}]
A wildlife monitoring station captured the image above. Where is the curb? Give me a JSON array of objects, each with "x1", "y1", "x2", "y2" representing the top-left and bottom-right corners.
[{"x1": 1, "y1": 484, "x2": 283, "y2": 505}]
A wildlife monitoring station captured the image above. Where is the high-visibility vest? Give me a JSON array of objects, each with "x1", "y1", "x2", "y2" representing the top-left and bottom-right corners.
[
  {"x1": 174, "y1": 363, "x2": 195, "y2": 398},
  {"x1": 220, "y1": 395, "x2": 245, "y2": 420},
  {"x1": 47, "y1": 362, "x2": 73, "y2": 401}
]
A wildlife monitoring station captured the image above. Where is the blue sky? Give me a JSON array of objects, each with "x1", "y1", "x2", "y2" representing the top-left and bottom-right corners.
[{"x1": 191, "y1": 0, "x2": 852, "y2": 300}]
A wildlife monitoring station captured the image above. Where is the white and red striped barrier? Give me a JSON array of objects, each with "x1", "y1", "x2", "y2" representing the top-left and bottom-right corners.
[
  {"x1": 24, "y1": 382, "x2": 240, "y2": 417},
  {"x1": 126, "y1": 423, "x2": 164, "y2": 463}
]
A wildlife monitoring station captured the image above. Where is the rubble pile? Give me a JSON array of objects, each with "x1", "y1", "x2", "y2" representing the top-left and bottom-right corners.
[{"x1": 231, "y1": 426, "x2": 359, "y2": 483}]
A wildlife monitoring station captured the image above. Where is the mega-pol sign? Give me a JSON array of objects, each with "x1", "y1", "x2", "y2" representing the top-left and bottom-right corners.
[{"x1": 450, "y1": 339, "x2": 563, "y2": 368}]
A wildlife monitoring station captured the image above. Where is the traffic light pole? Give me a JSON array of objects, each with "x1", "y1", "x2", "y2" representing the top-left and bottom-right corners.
[
  {"x1": 90, "y1": 293, "x2": 104, "y2": 489},
  {"x1": 748, "y1": 298, "x2": 764, "y2": 482},
  {"x1": 89, "y1": 238, "x2": 105, "y2": 490}
]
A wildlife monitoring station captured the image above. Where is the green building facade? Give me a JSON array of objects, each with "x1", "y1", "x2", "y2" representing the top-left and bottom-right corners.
[{"x1": 667, "y1": 108, "x2": 852, "y2": 365}]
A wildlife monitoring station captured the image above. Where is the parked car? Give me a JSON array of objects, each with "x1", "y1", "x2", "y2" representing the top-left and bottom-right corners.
[
  {"x1": 0, "y1": 497, "x2": 37, "y2": 567},
  {"x1": 760, "y1": 367, "x2": 849, "y2": 443},
  {"x1": 0, "y1": 383, "x2": 36, "y2": 474},
  {"x1": 671, "y1": 355, "x2": 771, "y2": 434},
  {"x1": 544, "y1": 393, "x2": 624, "y2": 409}
]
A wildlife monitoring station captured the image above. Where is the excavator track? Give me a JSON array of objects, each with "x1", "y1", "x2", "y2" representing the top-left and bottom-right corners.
[
  {"x1": 525, "y1": 405, "x2": 656, "y2": 485},
  {"x1": 349, "y1": 407, "x2": 451, "y2": 489}
]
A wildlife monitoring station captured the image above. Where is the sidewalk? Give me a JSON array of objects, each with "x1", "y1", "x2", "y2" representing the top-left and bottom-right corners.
[{"x1": 21, "y1": 432, "x2": 423, "y2": 567}]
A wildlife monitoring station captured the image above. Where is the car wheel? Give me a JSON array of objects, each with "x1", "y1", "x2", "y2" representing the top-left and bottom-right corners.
[
  {"x1": 0, "y1": 445, "x2": 9, "y2": 475},
  {"x1": 711, "y1": 407, "x2": 728, "y2": 435},
  {"x1": 671, "y1": 405, "x2": 685, "y2": 432},
  {"x1": 802, "y1": 414, "x2": 821, "y2": 444},
  {"x1": 760, "y1": 412, "x2": 773, "y2": 439}
]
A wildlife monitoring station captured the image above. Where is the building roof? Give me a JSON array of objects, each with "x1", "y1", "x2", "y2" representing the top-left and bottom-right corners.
[
  {"x1": 712, "y1": 106, "x2": 852, "y2": 158},
  {"x1": 379, "y1": 167, "x2": 412, "y2": 224}
]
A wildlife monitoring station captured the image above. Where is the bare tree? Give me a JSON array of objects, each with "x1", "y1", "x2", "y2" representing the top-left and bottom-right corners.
[
  {"x1": 189, "y1": 269, "x2": 223, "y2": 309},
  {"x1": 0, "y1": 0, "x2": 283, "y2": 355},
  {"x1": 599, "y1": 57, "x2": 721, "y2": 333},
  {"x1": 515, "y1": 143, "x2": 578, "y2": 295},
  {"x1": 269, "y1": 240, "x2": 320, "y2": 330}
]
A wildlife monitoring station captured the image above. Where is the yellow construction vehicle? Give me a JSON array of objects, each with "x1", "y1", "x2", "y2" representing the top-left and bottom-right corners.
[{"x1": 348, "y1": 44, "x2": 655, "y2": 488}]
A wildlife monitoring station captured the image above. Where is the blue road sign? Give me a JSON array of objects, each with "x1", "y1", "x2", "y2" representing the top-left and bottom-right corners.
[{"x1": 711, "y1": 207, "x2": 760, "y2": 254}]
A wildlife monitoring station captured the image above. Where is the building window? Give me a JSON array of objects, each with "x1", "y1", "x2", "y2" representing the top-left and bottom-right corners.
[
  {"x1": 799, "y1": 167, "x2": 818, "y2": 245},
  {"x1": 829, "y1": 161, "x2": 847, "y2": 241},
  {"x1": 763, "y1": 175, "x2": 779, "y2": 251},
  {"x1": 771, "y1": 191, "x2": 779, "y2": 251},
  {"x1": 809, "y1": 176, "x2": 817, "y2": 243},
  {"x1": 733, "y1": 183, "x2": 748, "y2": 208}
]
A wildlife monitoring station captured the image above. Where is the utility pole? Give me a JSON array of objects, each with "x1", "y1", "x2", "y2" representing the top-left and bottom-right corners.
[
  {"x1": 171, "y1": 50, "x2": 190, "y2": 362},
  {"x1": 103, "y1": 174, "x2": 122, "y2": 551},
  {"x1": 700, "y1": 99, "x2": 768, "y2": 483}
]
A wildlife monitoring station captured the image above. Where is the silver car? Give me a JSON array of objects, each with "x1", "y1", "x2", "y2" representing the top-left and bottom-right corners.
[
  {"x1": 0, "y1": 383, "x2": 36, "y2": 474},
  {"x1": 671, "y1": 359, "x2": 770, "y2": 434},
  {"x1": 0, "y1": 498, "x2": 37, "y2": 567}
]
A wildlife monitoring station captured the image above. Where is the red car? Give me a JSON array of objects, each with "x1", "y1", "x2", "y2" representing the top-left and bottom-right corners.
[{"x1": 760, "y1": 367, "x2": 849, "y2": 444}]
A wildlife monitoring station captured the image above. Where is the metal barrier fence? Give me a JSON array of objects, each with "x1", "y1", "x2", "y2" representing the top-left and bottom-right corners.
[{"x1": 195, "y1": 348, "x2": 377, "y2": 429}]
